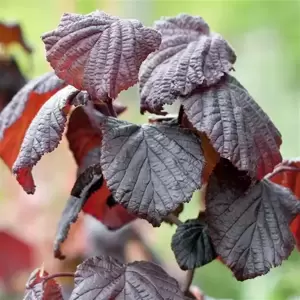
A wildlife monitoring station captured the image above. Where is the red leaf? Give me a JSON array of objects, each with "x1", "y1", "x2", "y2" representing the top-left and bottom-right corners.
[
  {"x1": 83, "y1": 185, "x2": 136, "y2": 230},
  {"x1": 24, "y1": 268, "x2": 63, "y2": 300},
  {"x1": 268, "y1": 159, "x2": 300, "y2": 249},
  {"x1": 0, "y1": 230, "x2": 34, "y2": 289},
  {"x1": 0, "y1": 72, "x2": 65, "y2": 170},
  {"x1": 0, "y1": 21, "x2": 33, "y2": 54},
  {"x1": 66, "y1": 106, "x2": 102, "y2": 166}
]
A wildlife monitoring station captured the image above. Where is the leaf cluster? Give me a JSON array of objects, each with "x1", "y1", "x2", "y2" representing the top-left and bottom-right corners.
[{"x1": 0, "y1": 10, "x2": 299, "y2": 299}]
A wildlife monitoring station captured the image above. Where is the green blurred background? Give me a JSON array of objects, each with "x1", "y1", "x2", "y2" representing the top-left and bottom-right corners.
[{"x1": 1, "y1": 0, "x2": 300, "y2": 299}]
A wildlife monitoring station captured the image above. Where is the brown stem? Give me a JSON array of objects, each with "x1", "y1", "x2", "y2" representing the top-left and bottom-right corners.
[
  {"x1": 178, "y1": 105, "x2": 185, "y2": 125},
  {"x1": 164, "y1": 213, "x2": 183, "y2": 226},
  {"x1": 42, "y1": 272, "x2": 75, "y2": 283},
  {"x1": 183, "y1": 269, "x2": 195, "y2": 294},
  {"x1": 265, "y1": 165, "x2": 300, "y2": 180},
  {"x1": 107, "y1": 98, "x2": 117, "y2": 117}
]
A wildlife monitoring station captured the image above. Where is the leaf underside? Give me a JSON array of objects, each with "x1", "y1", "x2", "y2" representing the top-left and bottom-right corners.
[
  {"x1": 54, "y1": 163, "x2": 104, "y2": 259},
  {"x1": 139, "y1": 13, "x2": 236, "y2": 114},
  {"x1": 171, "y1": 218, "x2": 217, "y2": 270},
  {"x1": 70, "y1": 256, "x2": 186, "y2": 300},
  {"x1": 0, "y1": 72, "x2": 65, "y2": 170},
  {"x1": 12, "y1": 85, "x2": 87, "y2": 194},
  {"x1": 181, "y1": 75, "x2": 282, "y2": 179},
  {"x1": 100, "y1": 117, "x2": 205, "y2": 226},
  {"x1": 206, "y1": 158, "x2": 300, "y2": 281},
  {"x1": 42, "y1": 11, "x2": 161, "y2": 100}
]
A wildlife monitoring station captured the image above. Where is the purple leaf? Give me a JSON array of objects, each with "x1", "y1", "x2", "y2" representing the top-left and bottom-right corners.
[
  {"x1": 0, "y1": 72, "x2": 64, "y2": 140},
  {"x1": 23, "y1": 268, "x2": 63, "y2": 300},
  {"x1": 54, "y1": 163, "x2": 103, "y2": 260},
  {"x1": 42, "y1": 11, "x2": 161, "y2": 100},
  {"x1": 139, "y1": 14, "x2": 236, "y2": 114},
  {"x1": 100, "y1": 117, "x2": 205, "y2": 226},
  {"x1": 12, "y1": 85, "x2": 88, "y2": 194},
  {"x1": 71, "y1": 256, "x2": 186, "y2": 299},
  {"x1": 206, "y1": 158, "x2": 300, "y2": 281},
  {"x1": 171, "y1": 217, "x2": 216, "y2": 270},
  {"x1": 181, "y1": 75, "x2": 282, "y2": 179}
]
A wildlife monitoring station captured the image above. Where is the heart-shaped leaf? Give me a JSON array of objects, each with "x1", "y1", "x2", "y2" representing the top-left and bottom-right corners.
[
  {"x1": 100, "y1": 117, "x2": 205, "y2": 225},
  {"x1": 70, "y1": 256, "x2": 186, "y2": 299},
  {"x1": 206, "y1": 158, "x2": 300, "y2": 281},
  {"x1": 171, "y1": 217, "x2": 217, "y2": 270},
  {"x1": 0, "y1": 72, "x2": 65, "y2": 169},
  {"x1": 181, "y1": 75, "x2": 282, "y2": 179},
  {"x1": 42, "y1": 11, "x2": 161, "y2": 100},
  {"x1": 12, "y1": 86, "x2": 88, "y2": 193},
  {"x1": 139, "y1": 14, "x2": 236, "y2": 114}
]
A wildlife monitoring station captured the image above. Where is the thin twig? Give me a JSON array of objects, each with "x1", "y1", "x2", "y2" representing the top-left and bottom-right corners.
[
  {"x1": 42, "y1": 272, "x2": 75, "y2": 283},
  {"x1": 178, "y1": 105, "x2": 185, "y2": 125},
  {"x1": 107, "y1": 98, "x2": 117, "y2": 117},
  {"x1": 182, "y1": 269, "x2": 195, "y2": 294},
  {"x1": 265, "y1": 165, "x2": 300, "y2": 180},
  {"x1": 164, "y1": 213, "x2": 183, "y2": 226}
]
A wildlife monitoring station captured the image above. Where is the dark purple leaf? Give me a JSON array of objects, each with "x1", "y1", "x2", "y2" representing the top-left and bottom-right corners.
[
  {"x1": 12, "y1": 85, "x2": 88, "y2": 194},
  {"x1": 99, "y1": 117, "x2": 205, "y2": 226},
  {"x1": 42, "y1": 11, "x2": 161, "y2": 100},
  {"x1": 181, "y1": 75, "x2": 282, "y2": 179},
  {"x1": 0, "y1": 56, "x2": 26, "y2": 111},
  {"x1": 70, "y1": 256, "x2": 186, "y2": 299},
  {"x1": 54, "y1": 163, "x2": 103, "y2": 259},
  {"x1": 23, "y1": 268, "x2": 63, "y2": 300},
  {"x1": 171, "y1": 218, "x2": 216, "y2": 270},
  {"x1": 206, "y1": 158, "x2": 300, "y2": 281},
  {"x1": 139, "y1": 14, "x2": 236, "y2": 114}
]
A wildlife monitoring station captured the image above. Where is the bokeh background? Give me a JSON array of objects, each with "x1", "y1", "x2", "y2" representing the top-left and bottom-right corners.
[{"x1": 1, "y1": 0, "x2": 300, "y2": 299}]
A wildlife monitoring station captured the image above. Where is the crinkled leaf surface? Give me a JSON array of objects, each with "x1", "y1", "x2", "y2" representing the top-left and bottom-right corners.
[
  {"x1": 139, "y1": 14, "x2": 236, "y2": 114},
  {"x1": 71, "y1": 256, "x2": 185, "y2": 300},
  {"x1": 42, "y1": 11, "x2": 161, "y2": 100},
  {"x1": 100, "y1": 117, "x2": 204, "y2": 225},
  {"x1": 171, "y1": 218, "x2": 216, "y2": 270},
  {"x1": 0, "y1": 72, "x2": 65, "y2": 169},
  {"x1": 12, "y1": 85, "x2": 87, "y2": 194},
  {"x1": 66, "y1": 107, "x2": 136, "y2": 231},
  {"x1": 23, "y1": 268, "x2": 63, "y2": 300},
  {"x1": 268, "y1": 158, "x2": 300, "y2": 249},
  {"x1": 206, "y1": 158, "x2": 300, "y2": 281},
  {"x1": 181, "y1": 75, "x2": 282, "y2": 179}
]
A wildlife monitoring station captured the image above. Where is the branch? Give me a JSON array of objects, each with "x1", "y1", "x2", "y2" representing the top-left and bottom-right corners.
[
  {"x1": 107, "y1": 98, "x2": 117, "y2": 117},
  {"x1": 178, "y1": 105, "x2": 185, "y2": 125},
  {"x1": 182, "y1": 269, "x2": 195, "y2": 295},
  {"x1": 42, "y1": 272, "x2": 75, "y2": 283},
  {"x1": 265, "y1": 165, "x2": 300, "y2": 180},
  {"x1": 164, "y1": 213, "x2": 183, "y2": 226}
]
